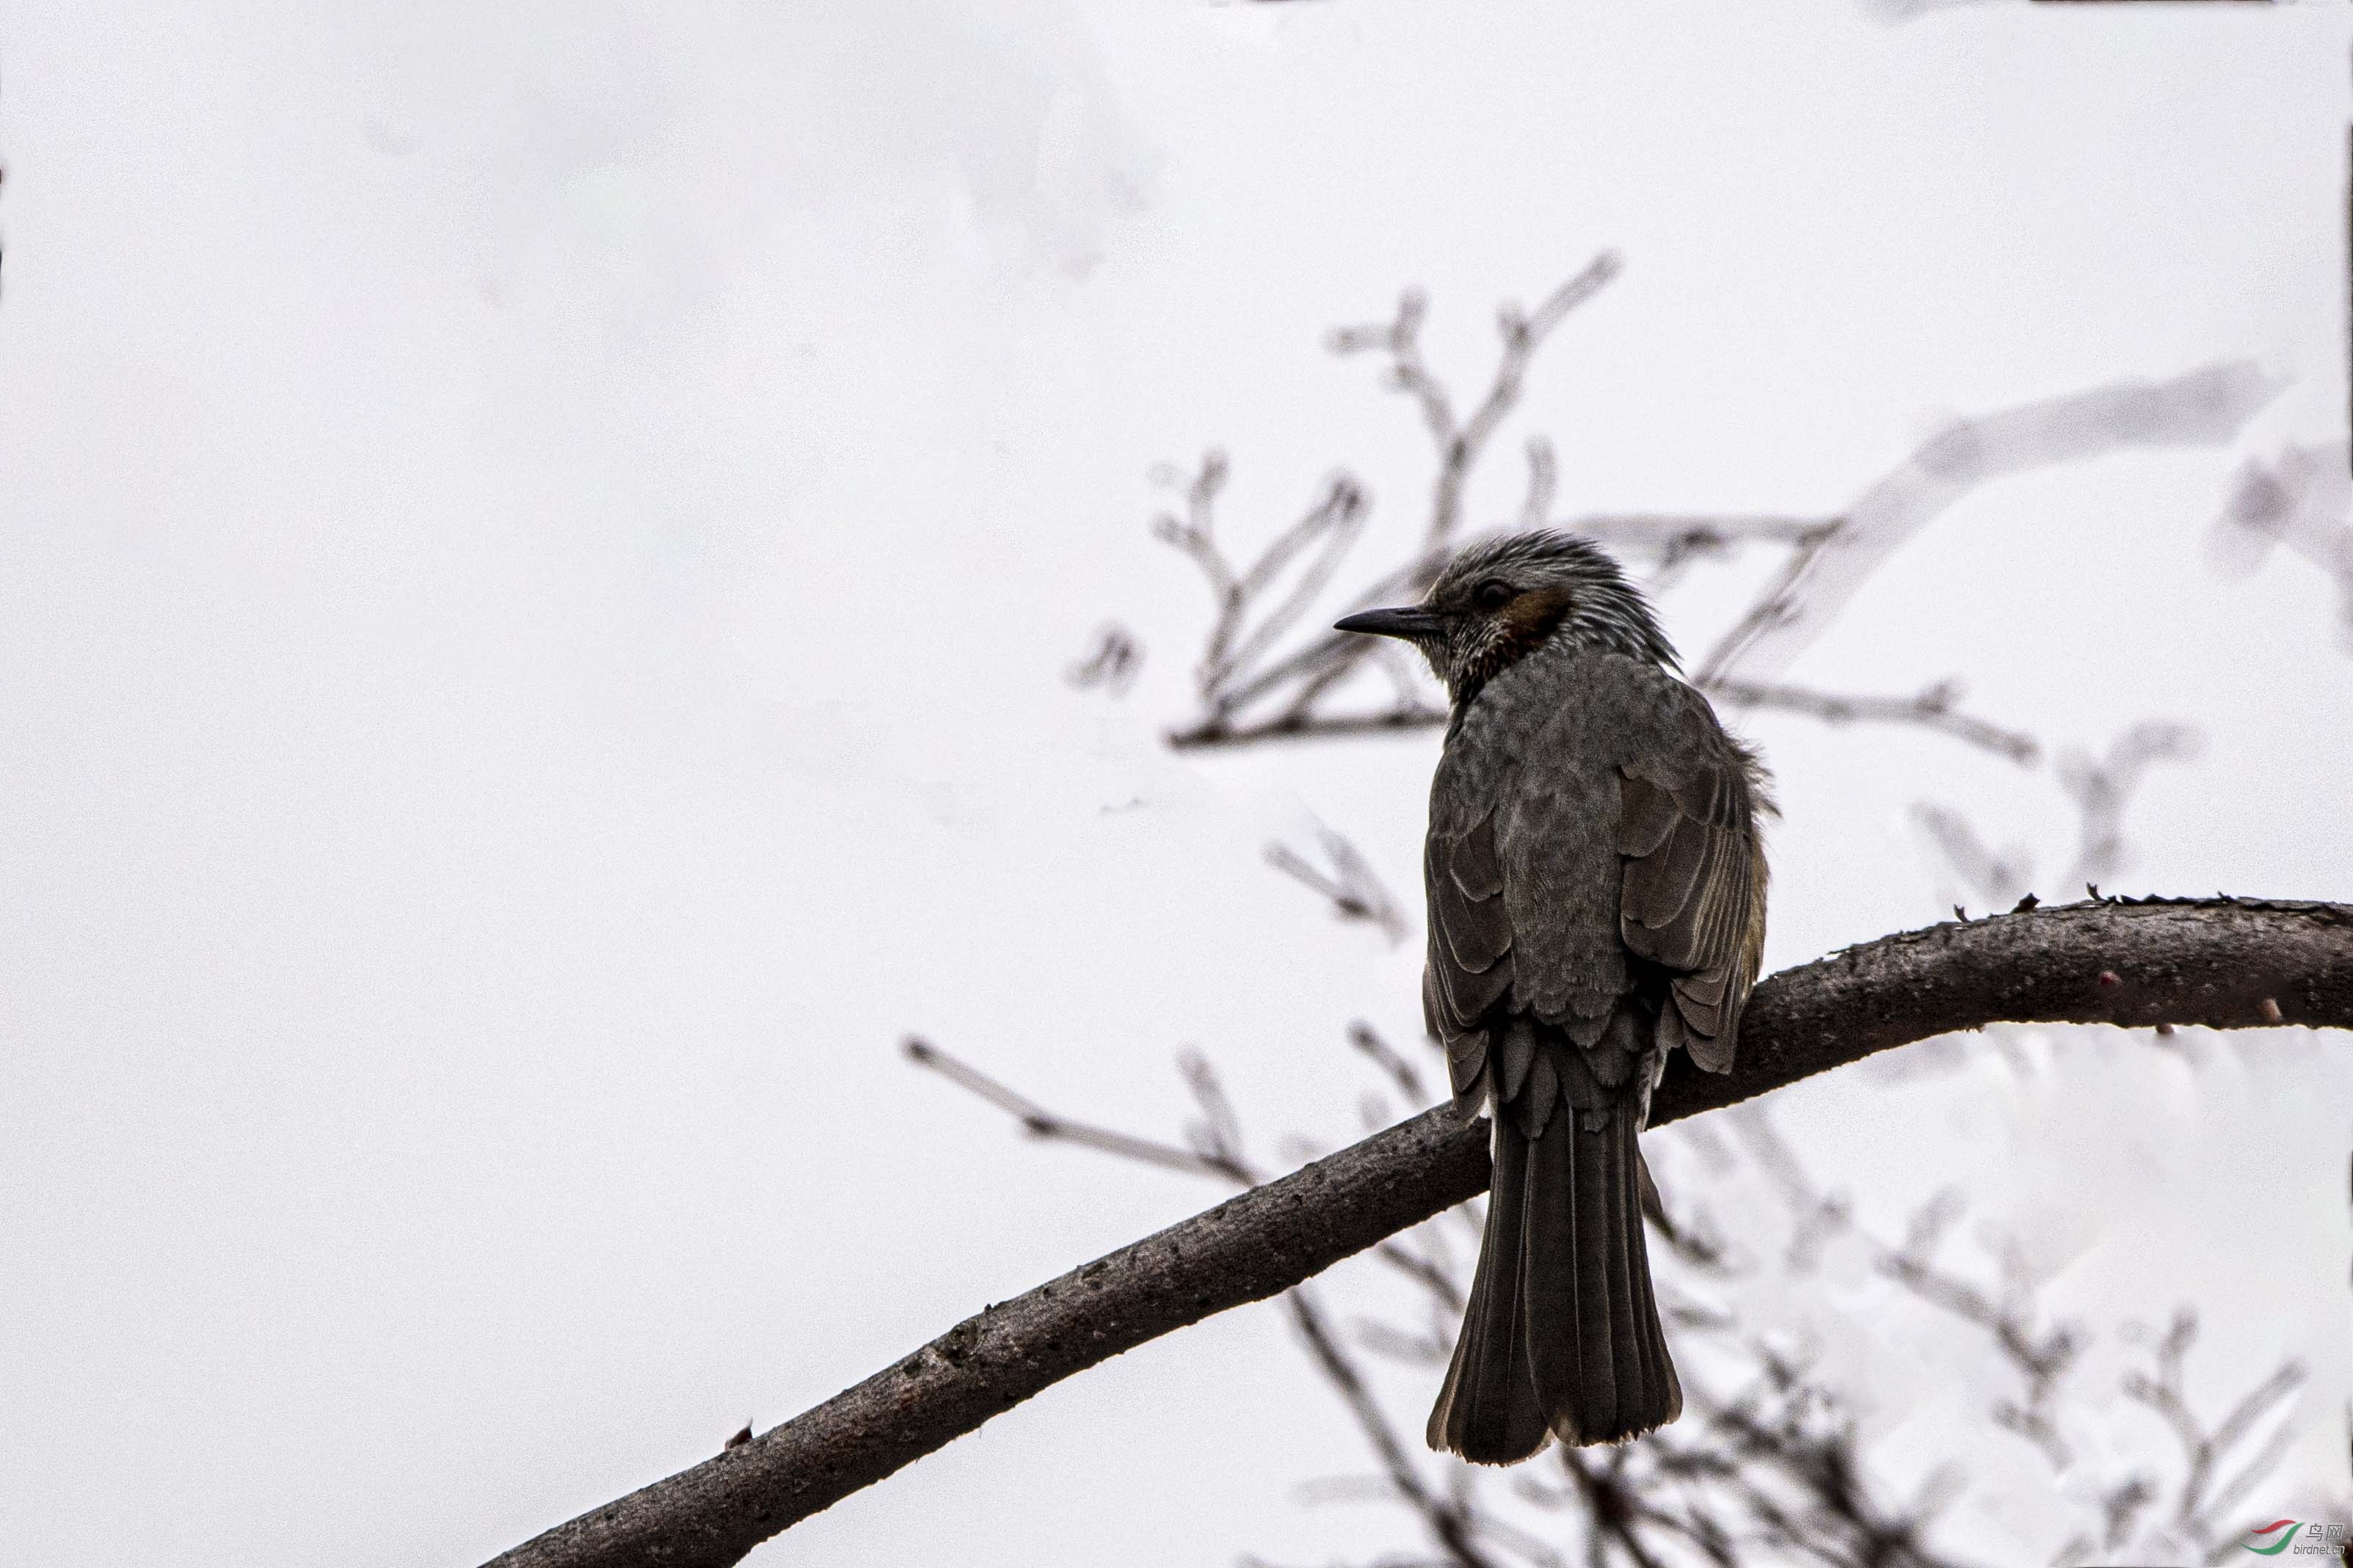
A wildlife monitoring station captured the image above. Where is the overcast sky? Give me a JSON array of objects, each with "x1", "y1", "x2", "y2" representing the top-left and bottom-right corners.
[{"x1": 3, "y1": 3, "x2": 2351, "y2": 1565}]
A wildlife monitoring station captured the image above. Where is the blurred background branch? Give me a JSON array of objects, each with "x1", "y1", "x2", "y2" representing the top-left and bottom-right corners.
[
  {"x1": 2210, "y1": 442, "x2": 2353, "y2": 655},
  {"x1": 1138, "y1": 267, "x2": 2276, "y2": 769}
]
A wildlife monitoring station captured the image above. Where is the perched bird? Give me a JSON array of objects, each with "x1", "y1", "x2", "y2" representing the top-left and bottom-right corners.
[{"x1": 1334, "y1": 530, "x2": 1770, "y2": 1462}]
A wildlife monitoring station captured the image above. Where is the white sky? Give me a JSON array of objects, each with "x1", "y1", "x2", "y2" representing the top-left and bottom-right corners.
[{"x1": 1, "y1": 2, "x2": 2350, "y2": 1565}]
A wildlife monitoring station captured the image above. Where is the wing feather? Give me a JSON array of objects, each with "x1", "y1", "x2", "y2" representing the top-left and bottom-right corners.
[
  {"x1": 1450, "y1": 814, "x2": 1507, "y2": 900},
  {"x1": 1425, "y1": 812, "x2": 1517, "y2": 1040},
  {"x1": 1618, "y1": 755, "x2": 1766, "y2": 1076},
  {"x1": 1425, "y1": 809, "x2": 1524, "y2": 1104}
]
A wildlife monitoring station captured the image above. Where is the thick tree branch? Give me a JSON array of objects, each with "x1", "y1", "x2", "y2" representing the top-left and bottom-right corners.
[{"x1": 484, "y1": 896, "x2": 2353, "y2": 1568}]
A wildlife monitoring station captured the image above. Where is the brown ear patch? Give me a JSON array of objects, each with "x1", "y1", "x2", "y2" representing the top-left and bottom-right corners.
[
  {"x1": 1500, "y1": 584, "x2": 1576, "y2": 643},
  {"x1": 1466, "y1": 586, "x2": 1576, "y2": 688},
  {"x1": 1456, "y1": 583, "x2": 1581, "y2": 698}
]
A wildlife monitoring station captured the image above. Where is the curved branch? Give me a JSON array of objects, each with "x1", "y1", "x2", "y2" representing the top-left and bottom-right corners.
[{"x1": 484, "y1": 896, "x2": 2353, "y2": 1568}]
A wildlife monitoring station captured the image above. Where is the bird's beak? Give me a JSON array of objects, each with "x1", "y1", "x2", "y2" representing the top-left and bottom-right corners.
[{"x1": 1333, "y1": 605, "x2": 1447, "y2": 641}]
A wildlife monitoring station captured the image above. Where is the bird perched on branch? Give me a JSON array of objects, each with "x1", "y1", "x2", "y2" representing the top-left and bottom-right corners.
[{"x1": 1335, "y1": 530, "x2": 1770, "y2": 1462}]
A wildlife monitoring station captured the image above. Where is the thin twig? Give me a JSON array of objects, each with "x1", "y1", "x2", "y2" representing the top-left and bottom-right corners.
[
  {"x1": 1266, "y1": 825, "x2": 1411, "y2": 945},
  {"x1": 1703, "y1": 678, "x2": 2040, "y2": 765},
  {"x1": 1169, "y1": 677, "x2": 2038, "y2": 762},
  {"x1": 901, "y1": 1038, "x2": 1244, "y2": 1181}
]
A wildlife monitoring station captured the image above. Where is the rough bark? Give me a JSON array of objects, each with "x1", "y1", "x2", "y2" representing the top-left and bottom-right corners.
[{"x1": 484, "y1": 895, "x2": 2353, "y2": 1568}]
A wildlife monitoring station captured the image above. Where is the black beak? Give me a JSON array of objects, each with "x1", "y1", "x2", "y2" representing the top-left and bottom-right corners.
[{"x1": 1333, "y1": 605, "x2": 1446, "y2": 641}]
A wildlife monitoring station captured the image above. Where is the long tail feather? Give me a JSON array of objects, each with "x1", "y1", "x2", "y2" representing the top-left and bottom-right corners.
[
  {"x1": 1425, "y1": 1115, "x2": 1548, "y2": 1462},
  {"x1": 1428, "y1": 1038, "x2": 1680, "y2": 1460}
]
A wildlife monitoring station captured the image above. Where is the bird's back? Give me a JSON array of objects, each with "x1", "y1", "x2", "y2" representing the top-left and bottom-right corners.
[{"x1": 1428, "y1": 638, "x2": 1759, "y2": 1061}]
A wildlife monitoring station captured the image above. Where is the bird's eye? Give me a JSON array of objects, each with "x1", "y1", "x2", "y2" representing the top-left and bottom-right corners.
[{"x1": 1473, "y1": 579, "x2": 1515, "y2": 611}]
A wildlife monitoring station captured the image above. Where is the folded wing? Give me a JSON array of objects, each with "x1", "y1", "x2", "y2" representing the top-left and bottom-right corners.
[
  {"x1": 1616, "y1": 754, "x2": 1765, "y2": 1074},
  {"x1": 1422, "y1": 811, "x2": 1514, "y2": 1107}
]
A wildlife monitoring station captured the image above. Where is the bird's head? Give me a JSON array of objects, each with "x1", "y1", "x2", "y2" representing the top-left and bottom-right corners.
[{"x1": 1332, "y1": 530, "x2": 1675, "y2": 705}]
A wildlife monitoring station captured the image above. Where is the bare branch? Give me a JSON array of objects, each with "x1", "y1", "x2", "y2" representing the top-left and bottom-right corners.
[
  {"x1": 1696, "y1": 361, "x2": 2284, "y2": 686},
  {"x1": 2117, "y1": 1308, "x2": 2307, "y2": 1553},
  {"x1": 1065, "y1": 623, "x2": 1141, "y2": 696},
  {"x1": 1691, "y1": 522, "x2": 1846, "y2": 691},
  {"x1": 1142, "y1": 264, "x2": 2269, "y2": 773},
  {"x1": 901, "y1": 1038, "x2": 1243, "y2": 1181},
  {"x1": 1873, "y1": 1189, "x2": 2084, "y2": 1469},
  {"x1": 1703, "y1": 678, "x2": 2039, "y2": 765},
  {"x1": 1520, "y1": 438, "x2": 1558, "y2": 531},
  {"x1": 1349, "y1": 1020, "x2": 1429, "y2": 1104},
  {"x1": 1330, "y1": 252, "x2": 1620, "y2": 550},
  {"x1": 1913, "y1": 720, "x2": 2200, "y2": 914},
  {"x1": 1169, "y1": 676, "x2": 2039, "y2": 765},
  {"x1": 1211, "y1": 478, "x2": 1370, "y2": 706},
  {"x1": 1909, "y1": 805, "x2": 2034, "y2": 912},
  {"x1": 2209, "y1": 442, "x2": 2353, "y2": 653},
  {"x1": 1285, "y1": 1287, "x2": 1508, "y2": 1568},
  {"x1": 486, "y1": 895, "x2": 2353, "y2": 1568},
  {"x1": 1333, "y1": 288, "x2": 1455, "y2": 481},
  {"x1": 1169, "y1": 704, "x2": 1450, "y2": 751},
  {"x1": 2056, "y1": 722, "x2": 2203, "y2": 891},
  {"x1": 1152, "y1": 453, "x2": 1375, "y2": 716},
  {"x1": 1267, "y1": 825, "x2": 1411, "y2": 945},
  {"x1": 1153, "y1": 262, "x2": 1623, "y2": 742},
  {"x1": 1572, "y1": 515, "x2": 1840, "y2": 560},
  {"x1": 915, "y1": 1031, "x2": 1468, "y2": 1316}
]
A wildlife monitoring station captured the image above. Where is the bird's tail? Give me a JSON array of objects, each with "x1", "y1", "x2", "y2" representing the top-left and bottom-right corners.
[{"x1": 1426, "y1": 1067, "x2": 1680, "y2": 1462}]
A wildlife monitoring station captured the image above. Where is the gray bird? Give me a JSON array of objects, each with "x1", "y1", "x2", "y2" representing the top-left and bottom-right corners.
[{"x1": 1335, "y1": 530, "x2": 1770, "y2": 1462}]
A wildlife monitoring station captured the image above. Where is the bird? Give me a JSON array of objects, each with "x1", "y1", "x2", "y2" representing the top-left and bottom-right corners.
[{"x1": 1334, "y1": 529, "x2": 1770, "y2": 1463}]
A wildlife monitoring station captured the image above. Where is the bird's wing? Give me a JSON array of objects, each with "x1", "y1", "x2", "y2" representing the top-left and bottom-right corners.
[
  {"x1": 1422, "y1": 809, "x2": 1514, "y2": 1108},
  {"x1": 1615, "y1": 702, "x2": 1767, "y2": 1073}
]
